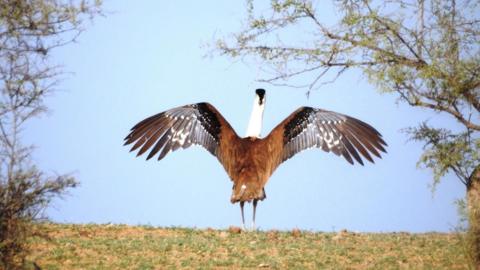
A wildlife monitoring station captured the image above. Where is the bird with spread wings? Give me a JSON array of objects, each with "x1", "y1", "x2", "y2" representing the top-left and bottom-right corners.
[{"x1": 124, "y1": 89, "x2": 386, "y2": 230}]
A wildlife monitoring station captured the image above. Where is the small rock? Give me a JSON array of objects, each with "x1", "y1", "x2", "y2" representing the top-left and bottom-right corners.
[
  {"x1": 219, "y1": 231, "x2": 228, "y2": 238},
  {"x1": 228, "y1": 226, "x2": 242, "y2": 234},
  {"x1": 333, "y1": 229, "x2": 349, "y2": 240},
  {"x1": 291, "y1": 228, "x2": 301, "y2": 237},
  {"x1": 267, "y1": 230, "x2": 279, "y2": 240}
]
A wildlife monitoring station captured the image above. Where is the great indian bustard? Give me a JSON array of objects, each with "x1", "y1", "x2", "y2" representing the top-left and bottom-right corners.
[{"x1": 124, "y1": 89, "x2": 387, "y2": 229}]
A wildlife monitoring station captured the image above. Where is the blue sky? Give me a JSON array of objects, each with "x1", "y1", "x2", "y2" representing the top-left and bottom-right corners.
[{"x1": 24, "y1": 1, "x2": 465, "y2": 232}]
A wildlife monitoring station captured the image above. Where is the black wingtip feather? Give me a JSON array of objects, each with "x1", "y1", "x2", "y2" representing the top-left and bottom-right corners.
[
  {"x1": 344, "y1": 154, "x2": 354, "y2": 165},
  {"x1": 158, "y1": 141, "x2": 172, "y2": 160},
  {"x1": 341, "y1": 135, "x2": 364, "y2": 165},
  {"x1": 145, "y1": 152, "x2": 154, "y2": 161}
]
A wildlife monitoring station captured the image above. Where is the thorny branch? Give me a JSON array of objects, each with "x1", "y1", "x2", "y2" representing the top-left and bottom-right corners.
[
  {"x1": 0, "y1": 1, "x2": 103, "y2": 268},
  {"x1": 215, "y1": 0, "x2": 480, "y2": 188}
]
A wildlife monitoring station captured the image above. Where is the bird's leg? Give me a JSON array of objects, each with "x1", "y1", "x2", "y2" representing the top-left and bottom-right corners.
[
  {"x1": 252, "y1": 199, "x2": 258, "y2": 231},
  {"x1": 240, "y1": 201, "x2": 246, "y2": 230}
]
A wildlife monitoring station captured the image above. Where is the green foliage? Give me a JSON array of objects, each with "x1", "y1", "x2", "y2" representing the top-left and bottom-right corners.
[
  {"x1": 215, "y1": 0, "x2": 480, "y2": 187},
  {"x1": 0, "y1": 170, "x2": 77, "y2": 268},
  {"x1": 0, "y1": 0, "x2": 103, "y2": 268},
  {"x1": 405, "y1": 123, "x2": 479, "y2": 190},
  {"x1": 454, "y1": 198, "x2": 468, "y2": 232}
]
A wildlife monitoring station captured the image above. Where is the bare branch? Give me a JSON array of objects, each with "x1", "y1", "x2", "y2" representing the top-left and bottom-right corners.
[{"x1": 214, "y1": 0, "x2": 480, "y2": 192}]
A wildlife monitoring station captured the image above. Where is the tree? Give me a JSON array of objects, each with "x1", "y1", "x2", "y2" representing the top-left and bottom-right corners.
[
  {"x1": 0, "y1": 0, "x2": 102, "y2": 268},
  {"x1": 215, "y1": 0, "x2": 479, "y2": 266}
]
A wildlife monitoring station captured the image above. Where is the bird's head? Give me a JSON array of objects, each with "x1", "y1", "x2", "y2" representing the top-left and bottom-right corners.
[{"x1": 255, "y1": 88, "x2": 266, "y2": 106}]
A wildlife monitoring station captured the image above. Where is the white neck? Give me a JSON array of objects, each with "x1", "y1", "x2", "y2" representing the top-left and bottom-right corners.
[{"x1": 245, "y1": 95, "x2": 265, "y2": 138}]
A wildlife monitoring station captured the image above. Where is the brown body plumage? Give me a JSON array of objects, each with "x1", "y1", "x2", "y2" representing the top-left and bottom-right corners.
[{"x1": 124, "y1": 89, "x2": 387, "y2": 229}]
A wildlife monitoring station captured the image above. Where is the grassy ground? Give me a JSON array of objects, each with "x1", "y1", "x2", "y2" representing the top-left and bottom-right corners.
[{"x1": 27, "y1": 223, "x2": 469, "y2": 269}]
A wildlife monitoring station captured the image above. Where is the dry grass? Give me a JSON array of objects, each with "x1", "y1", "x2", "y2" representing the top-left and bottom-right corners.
[{"x1": 26, "y1": 223, "x2": 469, "y2": 269}]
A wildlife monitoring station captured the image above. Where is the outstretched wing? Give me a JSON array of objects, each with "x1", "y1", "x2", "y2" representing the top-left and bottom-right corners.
[
  {"x1": 124, "y1": 102, "x2": 237, "y2": 161},
  {"x1": 267, "y1": 107, "x2": 387, "y2": 166}
]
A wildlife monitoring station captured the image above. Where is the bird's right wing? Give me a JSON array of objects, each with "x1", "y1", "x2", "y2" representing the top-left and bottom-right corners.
[
  {"x1": 124, "y1": 102, "x2": 238, "y2": 161},
  {"x1": 267, "y1": 106, "x2": 387, "y2": 167}
]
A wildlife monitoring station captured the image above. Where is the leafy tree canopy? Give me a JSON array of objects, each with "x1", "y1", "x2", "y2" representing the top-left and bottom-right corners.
[
  {"x1": 216, "y1": 0, "x2": 480, "y2": 188},
  {"x1": 0, "y1": 1, "x2": 102, "y2": 268}
]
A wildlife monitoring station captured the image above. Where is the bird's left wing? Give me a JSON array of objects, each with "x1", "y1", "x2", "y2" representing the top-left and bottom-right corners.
[
  {"x1": 124, "y1": 102, "x2": 237, "y2": 161},
  {"x1": 267, "y1": 106, "x2": 387, "y2": 167}
]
